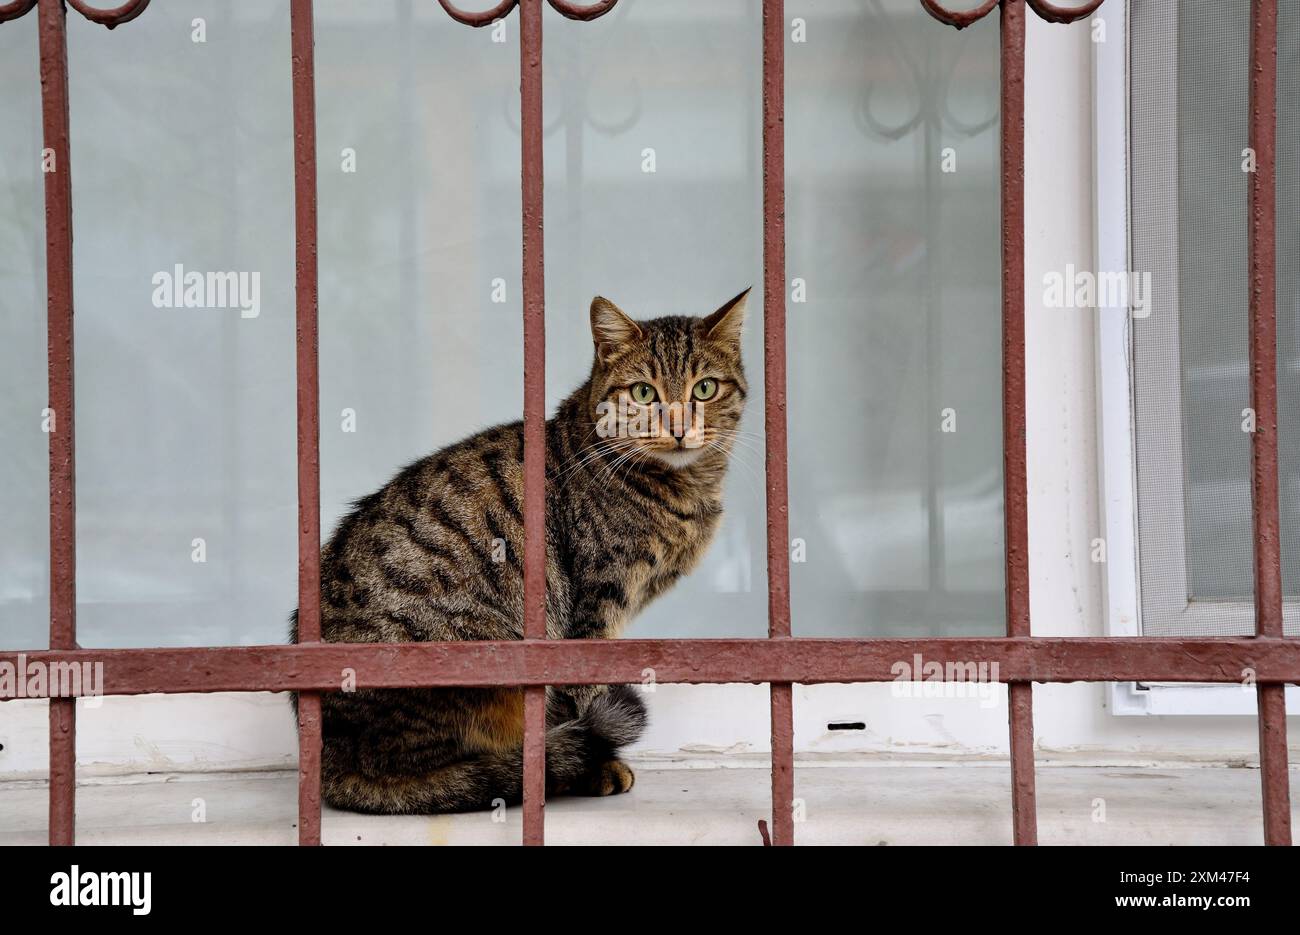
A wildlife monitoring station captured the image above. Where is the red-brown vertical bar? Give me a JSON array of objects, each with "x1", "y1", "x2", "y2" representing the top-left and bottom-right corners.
[
  {"x1": 762, "y1": 0, "x2": 794, "y2": 847},
  {"x1": 999, "y1": 0, "x2": 1037, "y2": 846},
  {"x1": 290, "y1": 0, "x2": 323, "y2": 847},
  {"x1": 1247, "y1": 0, "x2": 1292, "y2": 847},
  {"x1": 519, "y1": 0, "x2": 548, "y2": 847},
  {"x1": 37, "y1": 0, "x2": 76, "y2": 848}
]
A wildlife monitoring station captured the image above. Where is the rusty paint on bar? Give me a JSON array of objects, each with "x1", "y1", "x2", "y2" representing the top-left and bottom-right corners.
[
  {"x1": 523, "y1": 682, "x2": 546, "y2": 844},
  {"x1": 1257, "y1": 683, "x2": 1290, "y2": 844},
  {"x1": 291, "y1": 0, "x2": 321, "y2": 647},
  {"x1": 296, "y1": 691, "x2": 322, "y2": 840},
  {"x1": 37, "y1": 0, "x2": 76, "y2": 848},
  {"x1": 999, "y1": 2, "x2": 1029, "y2": 644},
  {"x1": 918, "y1": 0, "x2": 997, "y2": 30},
  {"x1": 1247, "y1": 0, "x2": 1292, "y2": 848},
  {"x1": 48, "y1": 699, "x2": 74, "y2": 843},
  {"x1": 1007, "y1": 683, "x2": 1037, "y2": 843},
  {"x1": 769, "y1": 681, "x2": 793, "y2": 844},
  {"x1": 64, "y1": 0, "x2": 150, "y2": 29},
  {"x1": 1247, "y1": 0, "x2": 1284, "y2": 645},
  {"x1": 6, "y1": 638, "x2": 1300, "y2": 697},
  {"x1": 998, "y1": 0, "x2": 1037, "y2": 848},
  {"x1": 1025, "y1": 0, "x2": 1103, "y2": 26},
  {"x1": 762, "y1": 0, "x2": 794, "y2": 847},
  {"x1": 920, "y1": 0, "x2": 1101, "y2": 30},
  {"x1": 436, "y1": 0, "x2": 618, "y2": 28},
  {"x1": 0, "y1": 0, "x2": 36, "y2": 23},
  {"x1": 436, "y1": 0, "x2": 517, "y2": 27},
  {"x1": 547, "y1": 0, "x2": 618, "y2": 21},
  {"x1": 762, "y1": 0, "x2": 791, "y2": 649},
  {"x1": 519, "y1": 0, "x2": 547, "y2": 846},
  {"x1": 290, "y1": 0, "x2": 322, "y2": 847}
]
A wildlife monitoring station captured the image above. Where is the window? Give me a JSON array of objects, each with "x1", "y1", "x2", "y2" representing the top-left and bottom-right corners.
[
  {"x1": 0, "y1": 0, "x2": 1007, "y2": 651},
  {"x1": 5, "y1": 0, "x2": 1293, "y2": 848},
  {"x1": 1100, "y1": 0, "x2": 1300, "y2": 713}
]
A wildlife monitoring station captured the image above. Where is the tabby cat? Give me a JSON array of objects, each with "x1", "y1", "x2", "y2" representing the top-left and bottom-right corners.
[{"x1": 292, "y1": 288, "x2": 749, "y2": 814}]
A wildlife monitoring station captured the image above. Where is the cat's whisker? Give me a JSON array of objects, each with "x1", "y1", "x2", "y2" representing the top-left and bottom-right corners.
[
  {"x1": 613, "y1": 447, "x2": 654, "y2": 493},
  {"x1": 708, "y1": 430, "x2": 766, "y2": 450},
  {"x1": 582, "y1": 438, "x2": 642, "y2": 482},
  {"x1": 554, "y1": 438, "x2": 633, "y2": 475},
  {"x1": 705, "y1": 438, "x2": 763, "y2": 502},
  {"x1": 708, "y1": 433, "x2": 766, "y2": 463},
  {"x1": 588, "y1": 445, "x2": 647, "y2": 496},
  {"x1": 705, "y1": 431, "x2": 763, "y2": 460},
  {"x1": 552, "y1": 438, "x2": 642, "y2": 487}
]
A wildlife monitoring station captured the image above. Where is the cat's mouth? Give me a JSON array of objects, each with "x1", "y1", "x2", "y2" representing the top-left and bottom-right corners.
[{"x1": 644, "y1": 446, "x2": 708, "y2": 470}]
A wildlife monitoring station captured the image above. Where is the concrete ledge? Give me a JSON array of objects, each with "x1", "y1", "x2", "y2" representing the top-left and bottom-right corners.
[{"x1": 3, "y1": 763, "x2": 1297, "y2": 845}]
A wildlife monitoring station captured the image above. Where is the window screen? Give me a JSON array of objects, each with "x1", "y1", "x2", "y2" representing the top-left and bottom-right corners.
[{"x1": 1131, "y1": 0, "x2": 1300, "y2": 636}]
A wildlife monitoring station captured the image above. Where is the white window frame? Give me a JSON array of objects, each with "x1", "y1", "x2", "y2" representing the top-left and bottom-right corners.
[{"x1": 1094, "y1": 0, "x2": 1298, "y2": 715}]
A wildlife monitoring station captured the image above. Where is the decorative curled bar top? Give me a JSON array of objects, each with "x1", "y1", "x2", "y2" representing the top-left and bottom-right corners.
[
  {"x1": 0, "y1": 0, "x2": 150, "y2": 26},
  {"x1": 920, "y1": 0, "x2": 1102, "y2": 29},
  {"x1": 436, "y1": 0, "x2": 518, "y2": 27},
  {"x1": 0, "y1": 0, "x2": 1106, "y2": 33},
  {"x1": 0, "y1": 0, "x2": 36, "y2": 24},
  {"x1": 65, "y1": 0, "x2": 151, "y2": 28},
  {"x1": 436, "y1": 0, "x2": 618, "y2": 27},
  {"x1": 1025, "y1": 0, "x2": 1105, "y2": 25},
  {"x1": 546, "y1": 0, "x2": 619, "y2": 21}
]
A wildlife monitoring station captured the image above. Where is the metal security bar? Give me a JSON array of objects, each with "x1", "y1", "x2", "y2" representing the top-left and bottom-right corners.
[{"x1": 0, "y1": 0, "x2": 1293, "y2": 848}]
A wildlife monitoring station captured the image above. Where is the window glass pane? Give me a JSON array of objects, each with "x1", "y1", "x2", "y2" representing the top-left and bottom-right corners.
[
  {"x1": 0, "y1": 13, "x2": 46, "y2": 650},
  {"x1": 786, "y1": 0, "x2": 1004, "y2": 636},
  {"x1": 543, "y1": 0, "x2": 765, "y2": 637},
  {"x1": 0, "y1": 2, "x2": 520, "y2": 648},
  {"x1": 64, "y1": 3, "x2": 295, "y2": 648}
]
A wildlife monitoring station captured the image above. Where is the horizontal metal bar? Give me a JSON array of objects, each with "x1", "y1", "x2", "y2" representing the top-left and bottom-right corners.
[{"x1": 2, "y1": 637, "x2": 1297, "y2": 698}]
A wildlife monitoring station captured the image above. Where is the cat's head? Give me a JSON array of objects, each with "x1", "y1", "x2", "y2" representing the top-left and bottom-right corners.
[{"x1": 587, "y1": 289, "x2": 749, "y2": 470}]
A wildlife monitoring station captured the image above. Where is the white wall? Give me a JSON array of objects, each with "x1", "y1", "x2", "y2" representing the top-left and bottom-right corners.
[{"x1": 2, "y1": 7, "x2": 1295, "y2": 781}]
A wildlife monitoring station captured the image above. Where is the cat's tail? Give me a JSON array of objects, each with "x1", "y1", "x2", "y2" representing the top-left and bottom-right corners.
[
  {"x1": 543, "y1": 684, "x2": 648, "y2": 780},
  {"x1": 322, "y1": 685, "x2": 648, "y2": 815}
]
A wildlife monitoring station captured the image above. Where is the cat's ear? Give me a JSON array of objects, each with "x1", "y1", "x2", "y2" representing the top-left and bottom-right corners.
[
  {"x1": 702, "y1": 287, "x2": 750, "y2": 346},
  {"x1": 590, "y1": 296, "x2": 642, "y2": 361}
]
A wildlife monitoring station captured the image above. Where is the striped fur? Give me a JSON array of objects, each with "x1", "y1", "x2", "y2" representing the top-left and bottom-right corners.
[{"x1": 292, "y1": 290, "x2": 748, "y2": 814}]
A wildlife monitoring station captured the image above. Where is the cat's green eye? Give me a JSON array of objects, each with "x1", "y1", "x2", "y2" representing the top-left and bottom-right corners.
[
  {"x1": 630, "y1": 382, "x2": 657, "y2": 405},
  {"x1": 692, "y1": 378, "x2": 719, "y2": 401}
]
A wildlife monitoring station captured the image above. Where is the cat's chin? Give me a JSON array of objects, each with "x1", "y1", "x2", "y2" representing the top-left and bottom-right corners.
[{"x1": 645, "y1": 447, "x2": 708, "y2": 470}]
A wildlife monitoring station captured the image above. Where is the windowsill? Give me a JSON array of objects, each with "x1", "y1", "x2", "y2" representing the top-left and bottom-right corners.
[{"x1": 2, "y1": 763, "x2": 1294, "y2": 845}]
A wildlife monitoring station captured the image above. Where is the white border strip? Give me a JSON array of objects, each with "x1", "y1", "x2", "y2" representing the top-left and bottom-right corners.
[{"x1": 1092, "y1": 0, "x2": 1150, "y2": 715}]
